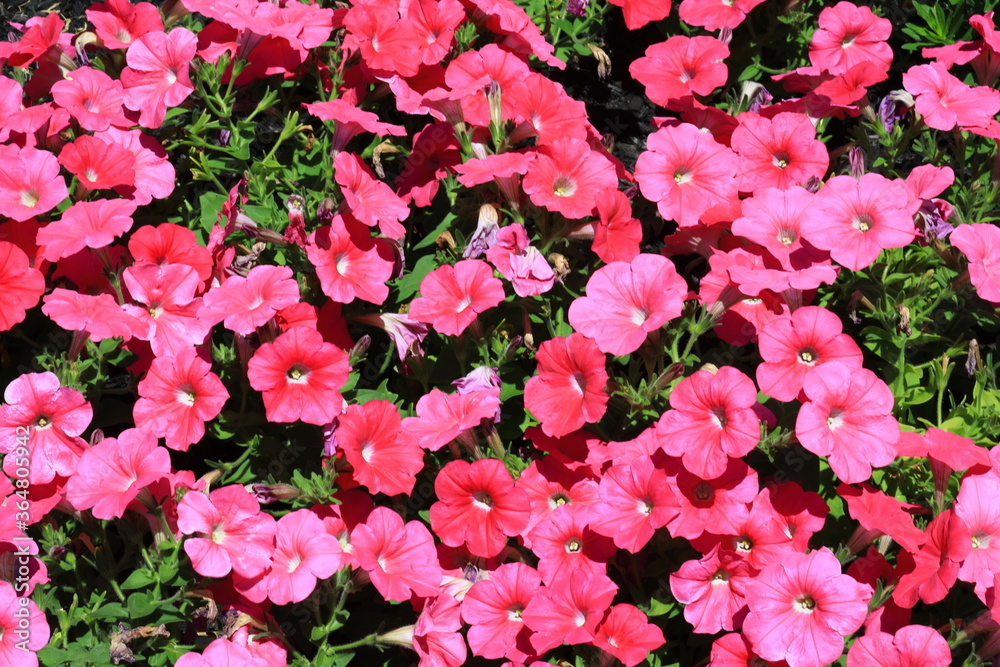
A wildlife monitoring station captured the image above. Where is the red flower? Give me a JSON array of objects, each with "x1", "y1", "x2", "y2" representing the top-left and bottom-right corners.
[
  {"x1": 679, "y1": 0, "x2": 766, "y2": 31},
  {"x1": 0, "y1": 241, "x2": 45, "y2": 331},
  {"x1": 524, "y1": 333, "x2": 609, "y2": 437},
  {"x1": 128, "y1": 223, "x2": 213, "y2": 281},
  {"x1": 86, "y1": 0, "x2": 163, "y2": 50},
  {"x1": 666, "y1": 457, "x2": 759, "y2": 540},
  {"x1": 58, "y1": 135, "x2": 136, "y2": 192},
  {"x1": 335, "y1": 400, "x2": 423, "y2": 496},
  {"x1": 593, "y1": 604, "x2": 666, "y2": 667},
  {"x1": 334, "y1": 151, "x2": 409, "y2": 239},
  {"x1": 409, "y1": 259, "x2": 505, "y2": 337},
  {"x1": 531, "y1": 504, "x2": 616, "y2": 586},
  {"x1": 607, "y1": 0, "x2": 672, "y2": 30},
  {"x1": 522, "y1": 138, "x2": 618, "y2": 220},
  {"x1": 430, "y1": 459, "x2": 530, "y2": 558},
  {"x1": 635, "y1": 122, "x2": 739, "y2": 227},
  {"x1": 133, "y1": 347, "x2": 229, "y2": 451},
  {"x1": 247, "y1": 326, "x2": 350, "y2": 425},
  {"x1": 630, "y1": 36, "x2": 729, "y2": 107},
  {"x1": 306, "y1": 214, "x2": 396, "y2": 305}
]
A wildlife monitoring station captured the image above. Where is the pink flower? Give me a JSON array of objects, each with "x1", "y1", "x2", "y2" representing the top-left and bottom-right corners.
[
  {"x1": 0, "y1": 145, "x2": 68, "y2": 222},
  {"x1": 121, "y1": 263, "x2": 210, "y2": 358},
  {"x1": 522, "y1": 138, "x2": 618, "y2": 219},
  {"x1": 199, "y1": 265, "x2": 300, "y2": 334},
  {"x1": 262, "y1": 509, "x2": 343, "y2": 605},
  {"x1": 670, "y1": 545, "x2": 753, "y2": 634},
  {"x1": 756, "y1": 306, "x2": 864, "y2": 402},
  {"x1": 42, "y1": 290, "x2": 147, "y2": 342},
  {"x1": 86, "y1": 0, "x2": 163, "y2": 50},
  {"x1": 133, "y1": 347, "x2": 229, "y2": 451},
  {"x1": 796, "y1": 363, "x2": 900, "y2": 484},
  {"x1": 430, "y1": 459, "x2": 531, "y2": 558},
  {"x1": 666, "y1": 457, "x2": 758, "y2": 540},
  {"x1": 903, "y1": 62, "x2": 1000, "y2": 131},
  {"x1": 51, "y1": 66, "x2": 131, "y2": 131},
  {"x1": 121, "y1": 28, "x2": 197, "y2": 128},
  {"x1": 629, "y1": 36, "x2": 729, "y2": 107},
  {"x1": 678, "y1": 0, "x2": 766, "y2": 31},
  {"x1": 37, "y1": 198, "x2": 137, "y2": 261},
  {"x1": 351, "y1": 506, "x2": 443, "y2": 601},
  {"x1": 531, "y1": 504, "x2": 616, "y2": 587},
  {"x1": 66, "y1": 428, "x2": 170, "y2": 520},
  {"x1": 731, "y1": 187, "x2": 818, "y2": 268},
  {"x1": 0, "y1": 581, "x2": 49, "y2": 666},
  {"x1": 58, "y1": 135, "x2": 136, "y2": 192},
  {"x1": 93, "y1": 127, "x2": 176, "y2": 205},
  {"x1": 173, "y1": 637, "x2": 270, "y2": 667},
  {"x1": 485, "y1": 224, "x2": 555, "y2": 298},
  {"x1": 462, "y1": 562, "x2": 541, "y2": 661},
  {"x1": 743, "y1": 547, "x2": 872, "y2": 667},
  {"x1": 568, "y1": 254, "x2": 686, "y2": 356},
  {"x1": 635, "y1": 122, "x2": 739, "y2": 227},
  {"x1": 524, "y1": 333, "x2": 609, "y2": 437},
  {"x1": 951, "y1": 223, "x2": 1000, "y2": 303},
  {"x1": 731, "y1": 112, "x2": 829, "y2": 194},
  {"x1": 177, "y1": 485, "x2": 277, "y2": 579},
  {"x1": 0, "y1": 372, "x2": 92, "y2": 485},
  {"x1": 846, "y1": 624, "x2": 952, "y2": 666},
  {"x1": 588, "y1": 455, "x2": 679, "y2": 552},
  {"x1": 306, "y1": 214, "x2": 396, "y2": 305},
  {"x1": 401, "y1": 388, "x2": 501, "y2": 452},
  {"x1": 593, "y1": 604, "x2": 665, "y2": 667},
  {"x1": 804, "y1": 174, "x2": 916, "y2": 271},
  {"x1": 334, "y1": 151, "x2": 409, "y2": 239},
  {"x1": 247, "y1": 326, "x2": 350, "y2": 425},
  {"x1": 808, "y1": 1, "x2": 892, "y2": 75},
  {"x1": 521, "y1": 570, "x2": 618, "y2": 653},
  {"x1": 409, "y1": 259, "x2": 505, "y2": 337},
  {"x1": 0, "y1": 242, "x2": 44, "y2": 332},
  {"x1": 335, "y1": 400, "x2": 423, "y2": 496},
  {"x1": 656, "y1": 367, "x2": 762, "y2": 480},
  {"x1": 955, "y1": 473, "x2": 1000, "y2": 596},
  {"x1": 414, "y1": 594, "x2": 467, "y2": 667}
]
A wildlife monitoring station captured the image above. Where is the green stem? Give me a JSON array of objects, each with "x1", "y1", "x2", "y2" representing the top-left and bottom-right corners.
[{"x1": 328, "y1": 633, "x2": 380, "y2": 653}]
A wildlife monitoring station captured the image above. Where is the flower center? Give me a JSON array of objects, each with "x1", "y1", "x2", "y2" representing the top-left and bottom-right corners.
[
  {"x1": 166, "y1": 68, "x2": 178, "y2": 85},
  {"x1": 361, "y1": 440, "x2": 375, "y2": 463},
  {"x1": 735, "y1": 536, "x2": 753, "y2": 552},
  {"x1": 549, "y1": 492, "x2": 571, "y2": 508},
  {"x1": 20, "y1": 189, "x2": 40, "y2": 208},
  {"x1": 852, "y1": 213, "x2": 874, "y2": 233},
  {"x1": 674, "y1": 168, "x2": 693, "y2": 185},
  {"x1": 638, "y1": 497, "x2": 653, "y2": 515},
  {"x1": 710, "y1": 407, "x2": 728, "y2": 429},
  {"x1": 507, "y1": 604, "x2": 524, "y2": 621},
  {"x1": 176, "y1": 384, "x2": 197, "y2": 407},
  {"x1": 972, "y1": 532, "x2": 991, "y2": 549},
  {"x1": 84, "y1": 169, "x2": 99, "y2": 182},
  {"x1": 570, "y1": 371, "x2": 587, "y2": 395},
  {"x1": 842, "y1": 34, "x2": 856, "y2": 48},
  {"x1": 693, "y1": 481, "x2": 714, "y2": 503},
  {"x1": 794, "y1": 594, "x2": 816, "y2": 612},
  {"x1": 631, "y1": 306, "x2": 650, "y2": 326},
  {"x1": 552, "y1": 175, "x2": 577, "y2": 197},
  {"x1": 679, "y1": 69, "x2": 696, "y2": 83},
  {"x1": 778, "y1": 228, "x2": 796, "y2": 245},
  {"x1": 287, "y1": 555, "x2": 302, "y2": 573},
  {"x1": 773, "y1": 153, "x2": 790, "y2": 169},
  {"x1": 797, "y1": 347, "x2": 818, "y2": 365},
  {"x1": 83, "y1": 98, "x2": 99, "y2": 113},
  {"x1": 711, "y1": 569, "x2": 730, "y2": 584},
  {"x1": 472, "y1": 491, "x2": 493, "y2": 510},
  {"x1": 34, "y1": 415, "x2": 51, "y2": 429},
  {"x1": 211, "y1": 524, "x2": 226, "y2": 544},
  {"x1": 565, "y1": 537, "x2": 583, "y2": 553},
  {"x1": 335, "y1": 252, "x2": 350, "y2": 275},
  {"x1": 286, "y1": 363, "x2": 310, "y2": 384},
  {"x1": 827, "y1": 408, "x2": 845, "y2": 430}
]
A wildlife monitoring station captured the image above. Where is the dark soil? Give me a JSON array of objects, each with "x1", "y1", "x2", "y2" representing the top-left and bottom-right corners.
[{"x1": 1, "y1": 0, "x2": 94, "y2": 31}]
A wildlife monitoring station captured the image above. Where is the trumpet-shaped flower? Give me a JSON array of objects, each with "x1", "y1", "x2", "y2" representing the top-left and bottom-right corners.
[
  {"x1": 524, "y1": 333, "x2": 609, "y2": 437},
  {"x1": 409, "y1": 259, "x2": 505, "y2": 337}
]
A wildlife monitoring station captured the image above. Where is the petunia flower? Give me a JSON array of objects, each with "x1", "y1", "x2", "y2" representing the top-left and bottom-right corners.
[
  {"x1": 568, "y1": 253, "x2": 686, "y2": 357},
  {"x1": 261, "y1": 509, "x2": 344, "y2": 605},
  {"x1": 670, "y1": 545, "x2": 753, "y2": 634},
  {"x1": 177, "y1": 484, "x2": 277, "y2": 579},
  {"x1": 522, "y1": 138, "x2": 618, "y2": 220},
  {"x1": 121, "y1": 28, "x2": 198, "y2": 128},
  {"x1": 629, "y1": 36, "x2": 729, "y2": 107},
  {"x1": 808, "y1": 1, "x2": 893, "y2": 75},
  {"x1": 743, "y1": 547, "x2": 872, "y2": 667},
  {"x1": 334, "y1": 151, "x2": 410, "y2": 239},
  {"x1": 37, "y1": 198, "x2": 137, "y2": 261},
  {"x1": 246, "y1": 326, "x2": 350, "y2": 425},
  {"x1": 50, "y1": 66, "x2": 132, "y2": 131},
  {"x1": 0, "y1": 145, "x2": 68, "y2": 222},
  {"x1": 731, "y1": 112, "x2": 829, "y2": 194},
  {"x1": 57, "y1": 134, "x2": 136, "y2": 192},
  {"x1": 531, "y1": 504, "x2": 616, "y2": 587},
  {"x1": 521, "y1": 570, "x2": 618, "y2": 653},
  {"x1": 951, "y1": 223, "x2": 1000, "y2": 303},
  {"x1": 65, "y1": 427, "x2": 171, "y2": 520},
  {"x1": 133, "y1": 347, "x2": 229, "y2": 451},
  {"x1": 462, "y1": 562, "x2": 541, "y2": 661},
  {"x1": 334, "y1": 400, "x2": 423, "y2": 496},
  {"x1": 593, "y1": 604, "x2": 666, "y2": 667},
  {"x1": 0, "y1": 242, "x2": 45, "y2": 331},
  {"x1": 588, "y1": 455, "x2": 679, "y2": 553},
  {"x1": 678, "y1": 0, "x2": 766, "y2": 31},
  {"x1": 524, "y1": 333, "x2": 609, "y2": 437},
  {"x1": 485, "y1": 223, "x2": 555, "y2": 298},
  {"x1": 846, "y1": 624, "x2": 952, "y2": 666},
  {"x1": 409, "y1": 259, "x2": 505, "y2": 337},
  {"x1": 86, "y1": 0, "x2": 164, "y2": 50},
  {"x1": 199, "y1": 265, "x2": 300, "y2": 335},
  {"x1": 0, "y1": 581, "x2": 49, "y2": 666},
  {"x1": 351, "y1": 506, "x2": 443, "y2": 601},
  {"x1": 430, "y1": 459, "x2": 531, "y2": 558}
]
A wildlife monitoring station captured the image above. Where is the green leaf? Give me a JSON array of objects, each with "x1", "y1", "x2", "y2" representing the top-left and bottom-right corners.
[
  {"x1": 413, "y1": 213, "x2": 458, "y2": 250},
  {"x1": 396, "y1": 254, "x2": 438, "y2": 301},
  {"x1": 126, "y1": 592, "x2": 159, "y2": 618},
  {"x1": 121, "y1": 568, "x2": 157, "y2": 591},
  {"x1": 199, "y1": 191, "x2": 230, "y2": 233}
]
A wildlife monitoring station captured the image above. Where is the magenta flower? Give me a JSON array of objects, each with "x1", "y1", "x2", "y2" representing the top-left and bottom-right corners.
[
  {"x1": 670, "y1": 545, "x2": 753, "y2": 634},
  {"x1": 903, "y1": 62, "x2": 1000, "y2": 131},
  {"x1": 568, "y1": 253, "x2": 686, "y2": 356},
  {"x1": 593, "y1": 604, "x2": 665, "y2": 667},
  {"x1": 409, "y1": 259, "x2": 505, "y2": 336},
  {"x1": 796, "y1": 363, "x2": 900, "y2": 484},
  {"x1": 743, "y1": 547, "x2": 872, "y2": 667},
  {"x1": 587, "y1": 455, "x2": 679, "y2": 552},
  {"x1": 521, "y1": 570, "x2": 618, "y2": 653},
  {"x1": 955, "y1": 473, "x2": 1000, "y2": 596},
  {"x1": 0, "y1": 145, "x2": 68, "y2": 222},
  {"x1": 66, "y1": 428, "x2": 171, "y2": 520},
  {"x1": 808, "y1": 1, "x2": 892, "y2": 75},
  {"x1": 177, "y1": 485, "x2": 277, "y2": 579},
  {"x1": 401, "y1": 388, "x2": 501, "y2": 452},
  {"x1": 731, "y1": 112, "x2": 829, "y2": 194}
]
